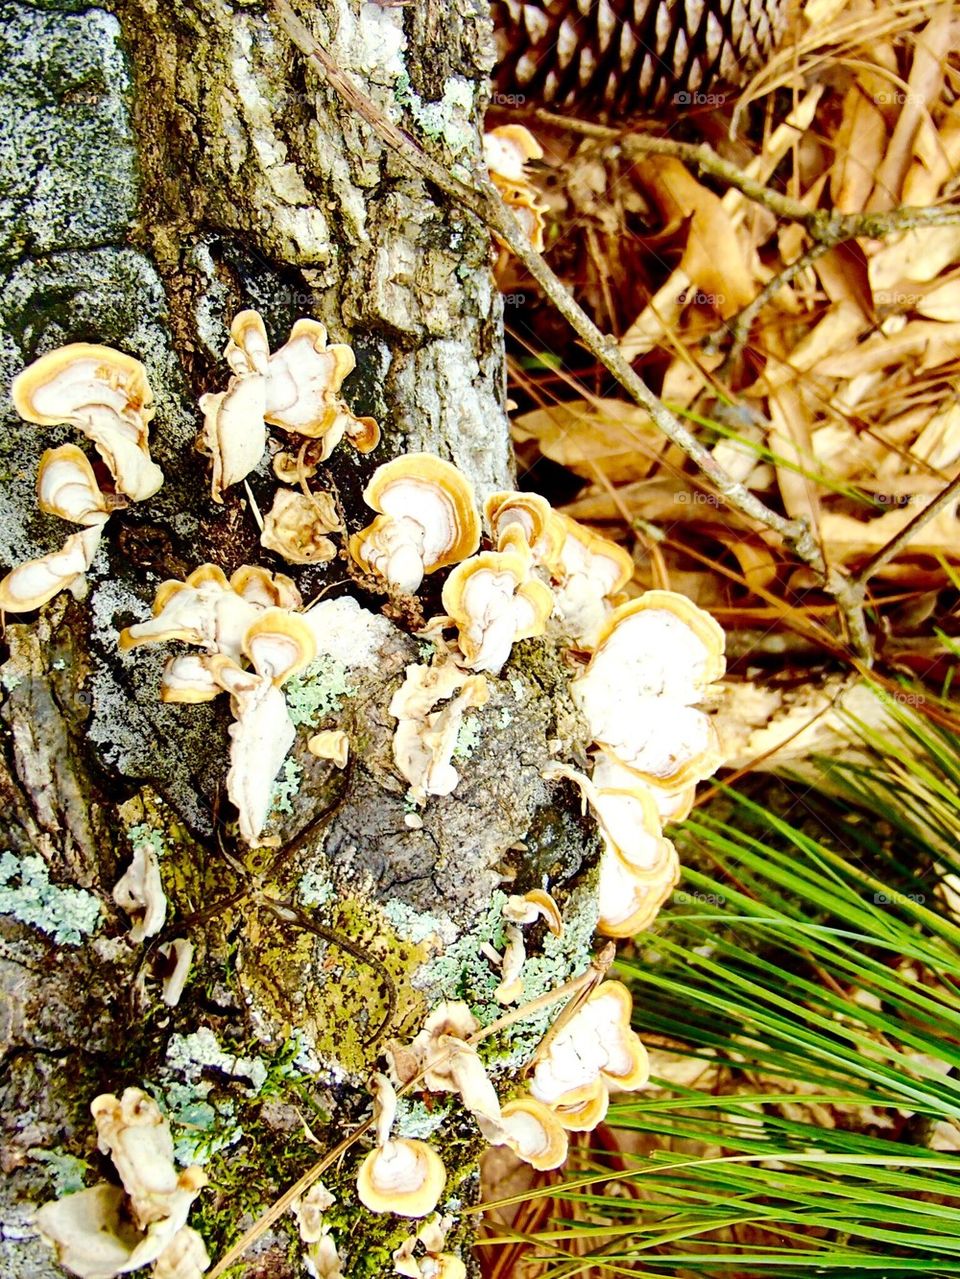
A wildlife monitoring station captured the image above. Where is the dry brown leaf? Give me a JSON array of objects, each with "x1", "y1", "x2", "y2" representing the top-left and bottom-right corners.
[
  {"x1": 868, "y1": 6, "x2": 953, "y2": 211},
  {"x1": 831, "y1": 85, "x2": 888, "y2": 213},
  {"x1": 911, "y1": 400, "x2": 960, "y2": 468},
  {"x1": 637, "y1": 156, "x2": 756, "y2": 317},
  {"x1": 511, "y1": 398, "x2": 665, "y2": 482},
  {"x1": 868, "y1": 224, "x2": 960, "y2": 291},
  {"x1": 820, "y1": 496, "x2": 960, "y2": 564}
]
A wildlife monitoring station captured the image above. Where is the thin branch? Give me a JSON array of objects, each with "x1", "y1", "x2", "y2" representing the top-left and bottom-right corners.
[
  {"x1": 852, "y1": 469, "x2": 960, "y2": 591},
  {"x1": 274, "y1": 0, "x2": 872, "y2": 659},
  {"x1": 534, "y1": 107, "x2": 960, "y2": 248}
]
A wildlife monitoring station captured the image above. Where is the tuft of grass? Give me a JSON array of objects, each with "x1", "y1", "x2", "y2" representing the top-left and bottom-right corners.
[{"x1": 478, "y1": 688, "x2": 960, "y2": 1277}]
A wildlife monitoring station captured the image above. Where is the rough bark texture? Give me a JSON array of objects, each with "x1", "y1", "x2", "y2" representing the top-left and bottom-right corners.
[{"x1": 0, "y1": 4, "x2": 602, "y2": 1277}]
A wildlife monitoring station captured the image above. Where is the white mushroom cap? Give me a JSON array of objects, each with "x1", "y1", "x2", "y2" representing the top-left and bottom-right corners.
[
  {"x1": 112, "y1": 839, "x2": 166, "y2": 943},
  {"x1": 503, "y1": 890, "x2": 563, "y2": 936},
  {"x1": 12, "y1": 343, "x2": 163, "y2": 501},
  {"x1": 211, "y1": 660, "x2": 296, "y2": 845},
  {"x1": 496, "y1": 1096, "x2": 569, "y2": 1170},
  {"x1": 350, "y1": 455, "x2": 481, "y2": 594},
  {"x1": 198, "y1": 373, "x2": 268, "y2": 505},
  {"x1": 293, "y1": 1182, "x2": 336, "y2": 1244},
  {"x1": 530, "y1": 981, "x2": 648, "y2": 1112},
  {"x1": 226, "y1": 309, "x2": 271, "y2": 376},
  {"x1": 357, "y1": 1139, "x2": 446, "y2": 1218},
  {"x1": 307, "y1": 729, "x2": 350, "y2": 767},
  {"x1": 118, "y1": 565, "x2": 261, "y2": 663},
  {"x1": 90, "y1": 1089, "x2": 206, "y2": 1229},
  {"x1": 493, "y1": 923, "x2": 526, "y2": 1005},
  {"x1": 483, "y1": 124, "x2": 543, "y2": 183},
  {"x1": 157, "y1": 939, "x2": 194, "y2": 1008},
  {"x1": 152, "y1": 1226, "x2": 210, "y2": 1279},
  {"x1": 160, "y1": 654, "x2": 223, "y2": 704},
  {"x1": 573, "y1": 592, "x2": 725, "y2": 789},
  {"x1": 265, "y1": 318, "x2": 379, "y2": 456},
  {"x1": 389, "y1": 662, "x2": 489, "y2": 801},
  {"x1": 36, "y1": 444, "x2": 111, "y2": 526},
  {"x1": 34, "y1": 1184, "x2": 143, "y2": 1279},
  {"x1": 441, "y1": 546, "x2": 554, "y2": 675},
  {"x1": 0, "y1": 525, "x2": 102, "y2": 614}
]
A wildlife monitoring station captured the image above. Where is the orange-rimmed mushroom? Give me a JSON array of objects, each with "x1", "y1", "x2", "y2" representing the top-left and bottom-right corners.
[
  {"x1": 483, "y1": 125, "x2": 548, "y2": 252},
  {"x1": 265, "y1": 318, "x2": 380, "y2": 457},
  {"x1": 550, "y1": 512, "x2": 635, "y2": 649},
  {"x1": 356, "y1": 1139, "x2": 446, "y2": 1219},
  {"x1": 547, "y1": 760, "x2": 679, "y2": 936},
  {"x1": 0, "y1": 525, "x2": 102, "y2": 614},
  {"x1": 483, "y1": 490, "x2": 565, "y2": 575},
  {"x1": 440, "y1": 544, "x2": 554, "y2": 675},
  {"x1": 496, "y1": 1096, "x2": 568, "y2": 1170},
  {"x1": 530, "y1": 980, "x2": 648, "y2": 1126},
  {"x1": 307, "y1": 729, "x2": 349, "y2": 767},
  {"x1": 225, "y1": 309, "x2": 271, "y2": 376},
  {"x1": 260, "y1": 488, "x2": 340, "y2": 565},
  {"x1": 349, "y1": 455, "x2": 481, "y2": 595},
  {"x1": 198, "y1": 373, "x2": 268, "y2": 505},
  {"x1": 36, "y1": 444, "x2": 112, "y2": 526},
  {"x1": 118, "y1": 564, "x2": 260, "y2": 662},
  {"x1": 229, "y1": 564, "x2": 302, "y2": 611},
  {"x1": 503, "y1": 889, "x2": 563, "y2": 936},
  {"x1": 159, "y1": 654, "x2": 222, "y2": 704},
  {"x1": 12, "y1": 343, "x2": 163, "y2": 502},
  {"x1": 242, "y1": 608, "x2": 316, "y2": 685},
  {"x1": 572, "y1": 591, "x2": 726, "y2": 791}
]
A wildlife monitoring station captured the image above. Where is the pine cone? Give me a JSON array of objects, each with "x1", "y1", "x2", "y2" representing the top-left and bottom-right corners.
[{"x1": 492, "y1": 0, "x2": 789, "y2": 115}]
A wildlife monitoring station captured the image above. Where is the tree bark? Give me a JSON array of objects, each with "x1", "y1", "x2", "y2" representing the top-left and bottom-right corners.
[{"x1": 0, "y1": 3, "x2": 600, "y2": 1276}]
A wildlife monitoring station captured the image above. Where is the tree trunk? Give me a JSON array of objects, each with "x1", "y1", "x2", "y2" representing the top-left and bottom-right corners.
[{"x1": 0, "y1": 3, "x2": 599, "y2": 1276}]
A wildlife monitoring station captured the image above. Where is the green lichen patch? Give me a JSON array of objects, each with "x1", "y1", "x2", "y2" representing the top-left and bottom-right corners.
[
  {"x1": 285, "y1": 655, "x2": 355, "y2": 728},
  {"x1": 28, "y1": 1149, "x2": 89, "y2": 1197},
  {"x1": 0, "y1": 850, "x2": 101, "y2": 946},
  {"x1": 269, "y1": 757, "x2": 304, "y2": 817}
]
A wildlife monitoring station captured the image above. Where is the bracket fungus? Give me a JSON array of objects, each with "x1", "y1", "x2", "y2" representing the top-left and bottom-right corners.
[
  {"x1": 36, "y1": 444, "x2": 112, "y2": 527},
  {"x1": 548, "y1": 761, "x2": 679, "y2": 937},
  {"x1": 260, "y1": 488, "x2": 341, "y2": 565},
  {"x1": 573, "y1": 591, "x2": 726, "y2": 791},
  {"x1": 483, "y1": 490, "x2": 566, "y2": 575},
  {"x1": 113, "y1": 838, "x2": 167, "y2": 943},
  {"x1": 389, "y1": 661, "x2": 489, "y2": 802},
  {"x1": 492, "y1": 1096, "x2": 569, "y2": 1171},
  {"x1": 483, "y1": 124, "x2": 548, "y2": 252},
  {"x1": 0, "y1": 526, "x2": 102, "y2": 615},
  {"x1": 12, "y1": 343, "x2": 163, "y2": 502},
  {"x1": 120, "y1": 568, "x2": 316, "y2": 842},
  {"x1": 440, "y1": 543, "x2": 554, "y2": 675},
  {"x1": 349, "y1": 455, "x2": 481, "y2": 595},
  {"x1": 529, "y1": 980, "x2": 648, "y2": 1131},
  {"x1": 356, "y1": 1138, "x2": 446, "y2": 1219},
  {"x1": 35, "y1": 1089, "x2": 207, "y2": 1279},
  {"x1": 198, "y1": 310, "x2": 378, "y2": 503}
]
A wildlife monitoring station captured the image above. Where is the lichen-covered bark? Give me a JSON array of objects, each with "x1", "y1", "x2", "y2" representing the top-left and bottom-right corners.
[{"x1": 0, "y1": 4, "x2": 603, "y2": 1277}]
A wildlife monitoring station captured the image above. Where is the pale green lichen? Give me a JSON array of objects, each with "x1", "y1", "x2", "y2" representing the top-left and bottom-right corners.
[
  {"x1": 298, "y1": 868, "x2": 335, "y2": 910},
  {"x1": 269, "y1": 757, "x2": 303, "y2": 816},
  {"x1": 383, "y1": 898, "x2": 453, "y2": 946},
  {"x1": 30, "y1": 1149, "x2": 89, "y2": 1196},
  {"x1": 128, "y1": 822, "x2": 165, "y2": 860},
  {"x1": 452, "y1": 710, "x2": 483, "y2": 760},
  {"x1": 395, "y1": 1096, "x2": 451, "y2": 1141},
  {"x1": 0, "y1": 851, "x2": 101, "y2": 945},
  {"x1": 285, "y1": 655, "x2": 355, "y2": 728},
  {"x1": 497, "y1": 708, "x2": 513, "y2": 729},
  {"x1": 153, "y1": 1080, "x2": 241, "y2": 1168},
  {"x1": 0, "y1": 669, "x2": 23, "y2": 691},
  {"x1": 417, "y1": 891, "x2": 508, "y2": 1016},
  {"x1": 165, "y1": 1026, "x2": 269, "y2": 1096},
  {"x1": 395, "y1": 74, "x2": 477, "y2": 158}
]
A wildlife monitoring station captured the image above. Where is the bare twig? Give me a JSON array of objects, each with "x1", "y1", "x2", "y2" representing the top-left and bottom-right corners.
[
  {"x1": 534, "y1": 108, "x2": 960, "y2": 248},
  {"x1": 852, "y1": 469, "x2": 960, "y2": 592},
  {"x1": 274, "y1": 0, "x2": 872, "y2": 659}
]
